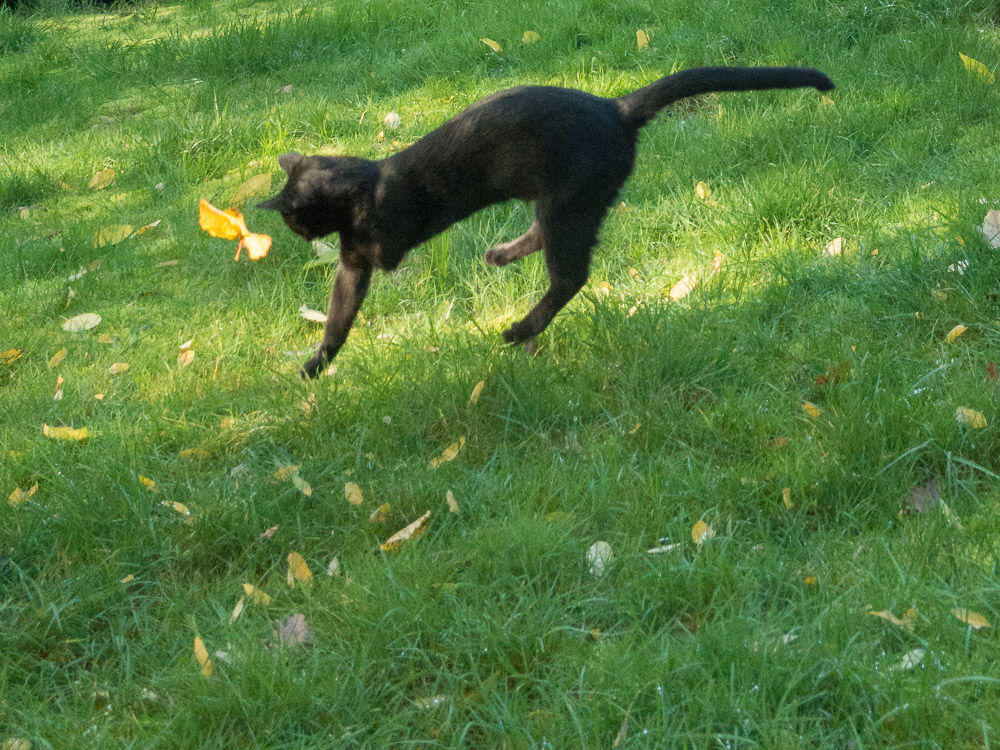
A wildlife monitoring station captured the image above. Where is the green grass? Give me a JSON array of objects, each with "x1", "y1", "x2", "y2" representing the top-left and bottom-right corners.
[{"x1": 4, "y1": 0, "x2": 1000, "y2": 746}]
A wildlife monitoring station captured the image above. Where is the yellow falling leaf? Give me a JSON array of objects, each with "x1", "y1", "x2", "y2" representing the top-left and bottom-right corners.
[
  {"x1": 802, "y1": 401, "x2": 822, "y2": 418},
  {"x1": 867, "y1": 608, "x2": 916, "y2": 631},
  {"x1": 481, "y1": 38, "x2": 502, "y2": 53},
  {"x1": 782, "y1": 487, "x2": 793, "y2": 509},
  {"x1": 229, "y1": 597, "x2": 245, "y2": 624},
  {"x1": 88, "y1": 168, "x2": 116, "y2": 190},
  {"x1": 231, "y1": 173, "x2": 272, "y2": 204},
  {"x1": 344, "y1": 481, "x2": 364, "y2": 505},
  {"x1": 691, "y1": 519, "x2": 715, "y2": 545},
  {"x1": 9, "y1": 483, "x2": 38, "y2": 507},
  {"x1": 369, "y1": 502, "x2": 392, "y2": 523},
  {"x1": 42, "y1": 424, "x2": 90, "y2": 441},
  {"x1": 48, "y1": 348, "x2": 67, "y2": 368},
  {"x1": 62, "y1": 313, "x2": 101, "y2": 332},
  {"x1": 952, "y1": 608, "x2": 990, "y2": 629},
  {"x1": 446, "y1": 489, "x2": 460, "y2": 514},
  {"x1": 636, "y1": 29, "x2": 649, "y2": 50},
  {"x1": 522, "y1": 30, "x2": 540, "y2": 44},
  {"x1": 946, "y1": 324, "x2": 967, "y2": 343},
  {"x1": 162, "y1": 500, "x2": 190, "y2": 517},
  {"x1": 108, "y1": 362, "x2": 130, "y2": 375},
  {"x1": 193, "y1": 636, "x2": 212, "y2": 677},
  {"x1": 286, "y1": 551, "x2": 313, "y2": 588},
  {"x1": 960, "y1": 52, "x2": 996, "y2": 84},
  {"x1": 138, "y1": 475, "x2": 157, "y2": 492},
  {"x1": 956, "y1": 406, "x2": 988, "y2": 429},
  {"x1": 242, "y1": 583, "x2": 272, "y2": 605},
  {"x1": 198, "y1": 198, "x2": 272, "y2": 261},
  {"x1": 668, "y1": 273, "x2": 697, "y2": 301},
  {"x1": 1, "y1": 348, "x2": 25, "y2": 365},
  {"x1": 429, "y1": 436, "x2": 466, "y2": 468},
  {"x1": 93, "y1": 225, "x2": 133, "y2": 248},
  {"x1": 468, "y1": 380, "x2": 485, "y2": 405},
  {"x1": 380, "y1": 510, "x2": 432, "y2": 552}
]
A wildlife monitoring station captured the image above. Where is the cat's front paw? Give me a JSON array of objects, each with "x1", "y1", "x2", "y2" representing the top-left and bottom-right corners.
[{"x1": 301, "y1": 353, "x2": 326, "y2": 379}]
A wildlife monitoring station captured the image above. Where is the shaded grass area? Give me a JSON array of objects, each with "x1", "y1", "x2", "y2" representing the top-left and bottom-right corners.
[{"x1": 4, "y1": 0, "x2": 1000, "y2": 747}]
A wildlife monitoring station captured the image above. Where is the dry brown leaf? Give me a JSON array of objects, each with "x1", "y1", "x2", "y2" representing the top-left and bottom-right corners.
[
  {"x1": 369, "y1": 502, "x2": 391, "y2": 523},
  {"x1": 782, "y1": 487, "x2": 793, "y2": 509},
  {"x1": 0, "y1": 349, "x2": 25, "y2": 365},
  {"x1": 890, "y1": 648, "x2": 925, "y2": 671},
  {"x1": 274, "y1": 613, "x2": 314, "y2": 646},
  {"x1": 380, "y1": 510, "x2": 431, "y2": 552},
  {"x1": 258, "y1": 524, "x2": 279, "y2": 542}
]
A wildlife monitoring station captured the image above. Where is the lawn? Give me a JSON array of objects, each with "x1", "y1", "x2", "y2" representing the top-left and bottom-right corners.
[{"x1": 4, "y1": 0, "x2": 1000, "y2": 747}]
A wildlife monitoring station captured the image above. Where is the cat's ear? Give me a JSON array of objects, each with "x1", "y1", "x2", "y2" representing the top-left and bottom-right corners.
[
  {"x1": 278, "y1": 152, "x2": 307, "y2": 175},
  {"x1": 256, "y1": 194, "x2": 286, "y2": 211}
]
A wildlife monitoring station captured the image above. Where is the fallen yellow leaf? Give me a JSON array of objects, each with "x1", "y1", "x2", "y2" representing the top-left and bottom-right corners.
[
  {"x1": 782, "y1": 487, "x2": 793, "y2": 509},
  {"x1": 62, "y1": 313, "x2": 101, "y2": 332},
  {"x1": 380, "y1": 510, "x2": 431, "y2": 552},
  {"x1": 93, "y1": 225, "x2": 133, "y2": 248},
  {"x1": 0, "y1": 348, "x2": 25, "y2": 365},
  {"x1": 231, "y1": 173, "x2": 272, "y2": 204},
  {"x1": 344, "y1": 481, "x2": 364, "y2": 505},
  {"x1": 446, "y1": 489, "x2": 459, "y2": 514},
  {"x1": 952, "y1": 608, "x2": 990, "y2": 629},
  {"x1": 88, "y1": 168, "x2": 116, "y2": 190},
  {"x1": 287, "y1": 551, "x2": 313, "y2": 588},
  {"x1": 946, "y1": 324, "x2": 967, "y2": 343},
  {"x1": 867, "y1": 608, "x2": 916, "y2": 631},
  {"x1": 691, "y1": 519, "x2": 714, "y2": 545},
  {"x1": 822, "y1": 237, "x2": 844, "y2": 257},
  {"x1": 229, "y1": 597, "x2": 245, "y2": 624},
  {"x1": 48, "y1": 348, "x2": 67, "y2": 368},
  {"x1": 694, "y1": 181, "x2": 712, "y2": 201},
  {"x1": 179, "y1": 447, "x2": 211, "y2": 459},
  {"x1": 292, "y1": 473, "x2": 313, "y2": 497},
  {"x1": 8, "y1": 483, "x2": 38, "y2": 507},
  {"x1": 960, "y1": 52, "x2": 996, "y2": 84},
  {"x1": 369, "y1": 502, "x2": 391, "y2": 523},
  {"x1": 242, "y1": 583, "x2": 272, "y2": 605},
  {"x1": 429, "y1": 436, "x2": 466, "y2": 468},
  {"x1": 138, "y1": 475, "x2": 157, "y2": 491},
  {"x1": 668, "y1": 273, "x2": 697, "y2": 301},
  {"x1": 42, "y1": 424, "x2": 89, "y2": 441},
  {"x1": 193, "y1": 636, "x2": 212, "y2": 677},
  {"x1": 162, "y1": 500, "x2": 190, "y2": 517},
  {"x1": 121, "y1": 574, "x2": 134, "y2": 583},
  {"x1": 108, "y1": 362, "x2": 130, "y2": 375},
  {"x1": 802, "y1": 401, "x2": 822, "y2": 418},
  {"x1": 956, "y1": 406, "x2": 988, "y2": 429},
  {"x1": 636, "y1": 29, "x2": 649, "y2": 50},
  {"x1": 481, "y1": 38, "x2": 502, "y2": 52},
  {"x1": 522, "y1": 30, "x2": 540, "y2": 44},
  {"x1": 468, "y1": 380, "x2": 485, "y2": 405}
]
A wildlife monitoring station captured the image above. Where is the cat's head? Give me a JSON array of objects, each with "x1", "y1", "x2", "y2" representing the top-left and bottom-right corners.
[{"x1": 257, "y1": 152, "x2": 375, "y2": 241}]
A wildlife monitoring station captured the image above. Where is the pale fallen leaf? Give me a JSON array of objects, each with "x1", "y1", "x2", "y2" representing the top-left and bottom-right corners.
[
  {"x1": 326, "y1": 556, "x2": 341, "y2": 576},
  {"x1": 2, "y1": 739, "x2": 31, "y2": 750},
  {"x1": 135, "y1": 219, "x2": 161, "y2": 236},
  {"x1": 258, "y1": 524, "x2": 279, "y2": 542},
  {"x1": 108, "y1": 362, "x2": 130, "y2": 375},
  {"x1": 481, "y1": 38, "x2": 502, "y2": 53},
  {"x1": 413, "y1": 695, "x2": 447, "y2": 710},
  {"x1": 980, "y1": 210, "x2": 1000, "y2": 249},
  {"x1": 383, "y1": 111, "x2": 401, "y2": 129},
  {"x1": 905, "y1": 478, "x2": 940, "y2": 514},
  {"x1": 586, "y1": 541, "x2": 613, "y2": 577},
  {"x1": 273, "y1": 464, "x2": 300, "y2": 481},
  {"x1": 694, "y1": 181, "x2": 713, "y2": 202},
  {"x1": 62, "y1": 313, "x2": 101, "y2": 332},
  {"x1": 960, "y1": 52, "x2": 996, "y2": 84},
  {"x1": 42, "y1": 424, "x2": 89, "y2": 441},
  {"x1": 782, "y1": 487, "x2": 793, "y2": 509},
  {"x1": 952, "y1": 608, "x2": 990, "y2": 629},
  {"x1": 88, "y1": 168, "x2": 116, "y2": 190},
  {"x1": 48, "y1": 348, "x2": 67, "y2": 368},
  {"x1": 274, "y1": 613, "x2": 313, "y2": 646},
  {"x1": 344, "y1": 481, "x2": 363, "y2": 505},
  {"x1": 231, "y1": 173, "x2": 272, "y2": 204},
  {"x1": 286, "y1": 551, "x2": 312, "y2": 588},
  {"x1": 93, "y1": 225, "x2": 133, "y2": 248},
  {"x1": 956, "y1": 406, "x2": 988, "y2": 429},
  {"x1": 229, "y1": 597, "x2": 245, "y2": 624},
  {"x1": 867, "y1": 608, "x2": 916, "y2": 631},
  {"x1": 691, "y1": 520, "x2": 715, "y2": 545},
  {"x1": 802, "y1": 401, "x2": 822, "y2": 418},
  {"x1": 178, "y1": 339, "x2": 195, "y2": 368},
  {"x1": 430, "y1": 436, "x2": 466, "y2": 468},
  {"x1": 668, "y1": 273, "x2": 697, "y2": 301},
  {"x1": 446, "y1": 489, "x2": 460, "y2": 514},
  {"x1": 647, "y1": 543, "x2": 680, "y2": 554},
  {"x1": 889, "y1": 648, "x2": 925, "y2": 672},
  {"x1": 291, "y1": 473, "x2": 312, "y2": 496},
  {"x1": 155, "y1": 259, "x2": 179, "y2": 268},
  {"x1": 299, "y1": 304, "x2": 327, "y2": 323},
  {"x1": 636, "y1": 29, "x2": 649, "y2": 50},
  {"x1": 946, "y1": 324, "x2": 967, "y2": 343},
  {"x1": 522, "y1": 30, "x2": 540, "y2": 44},
  {"x1": 822, "y1": 237, "x2": 844, "y2": 257},
  {"x1": 121, "y1": 574, "x2": 134, "y2": 583},
  {"x1": 380, "y1": 510, "x2": 431, "y2": 552},
  {"x1": 468, "y1": 380, "x2": 485, "y2": 405},
  {"x1": 242, "y1": 583, "x2": 272, "y2": 605},
  {"x1": 194, "y1": 636, "x2": 212, "y2": 676}
]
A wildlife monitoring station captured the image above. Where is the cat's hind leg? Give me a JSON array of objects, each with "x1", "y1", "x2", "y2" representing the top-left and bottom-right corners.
[{"x1": 484, "y1": 220, "x2": 543, "y2": 267}]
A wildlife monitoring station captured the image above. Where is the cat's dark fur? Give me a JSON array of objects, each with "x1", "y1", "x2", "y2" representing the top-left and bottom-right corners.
[{"x1": 258, "y1": 66, "x2": 834, "y2": 378}]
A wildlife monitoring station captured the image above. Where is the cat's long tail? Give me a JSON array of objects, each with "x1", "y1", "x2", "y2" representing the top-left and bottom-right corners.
[{"x1": 617, "y1": 66, "x2": 834, "y2": 128}]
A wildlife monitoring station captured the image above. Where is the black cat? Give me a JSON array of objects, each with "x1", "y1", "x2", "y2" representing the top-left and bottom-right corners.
[{"x1": 258, "y1": 66, "x2": 834, "y2": 378}]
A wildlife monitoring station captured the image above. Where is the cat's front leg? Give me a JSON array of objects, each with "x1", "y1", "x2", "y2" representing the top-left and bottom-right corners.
[{"x1": 302, "y1": 256, "x2": 373, "y2": 378}]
